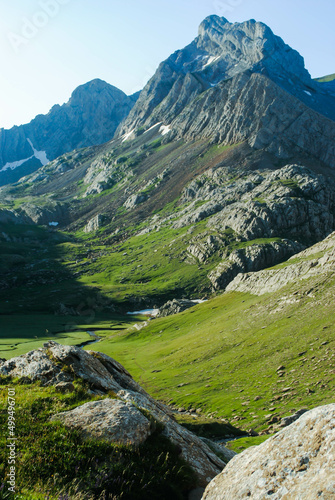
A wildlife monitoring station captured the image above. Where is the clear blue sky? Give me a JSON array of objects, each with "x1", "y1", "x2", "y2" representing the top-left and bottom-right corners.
[{"x1": 0, "y1": 0, "x2": 334, "y2": 129}]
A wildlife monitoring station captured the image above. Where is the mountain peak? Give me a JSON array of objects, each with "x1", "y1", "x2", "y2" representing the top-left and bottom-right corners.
[
  {"x1": 117, "y1": 15, "x2": 318, "y2": 138},
  {"x1": 198, "y1": 15, "x2": 230, "y2": 37},
  {"x1": 0, "y1": 79, "x2": 140, "y2": 185},
  {"x1": 70, "y1": 79, "x2": 127, "y2": 103}
]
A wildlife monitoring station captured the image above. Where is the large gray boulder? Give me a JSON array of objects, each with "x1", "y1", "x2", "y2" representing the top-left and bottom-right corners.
[
  {"x1": 202, "y1": 404, "x2": 335, "y2": 499},
  {"x1": 51, "y1": 398, "x2": 152, "y2": 446},
  {"x1": 157, "y1": 299, "x2": 198, "y2": 317},
  {"x1": 0, "y1": 342, "x2": 228, "y2": 485}
]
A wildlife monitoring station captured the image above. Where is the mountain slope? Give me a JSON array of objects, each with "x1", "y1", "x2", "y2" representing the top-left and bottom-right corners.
[
  {"x1": 90, "y1": 231, "x2": 335, "y2": 433},
  {"x1": 166, "y1": 71, "x2": 335, "y2": 167},
  {"x1": 0, "y1": 79, "x2": 139, "y2": 186},
  {"x1": 1, "y1": 15, "x2": 335, "y2": 329},
  {"x1": 117, "y1": 16, "x2": 335, "y2": 138},
  {"x1": 315, "y1": 73, "x2": 335, "y2": 83},
  {"x1": 1, "y1": 18, "x2": 335, "y2": 495},
  {"x1": 116, "y1": 16, "x2": 335, "y2": 169}
]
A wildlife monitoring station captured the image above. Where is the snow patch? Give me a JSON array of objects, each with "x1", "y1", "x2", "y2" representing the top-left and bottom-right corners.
[
  {"x1": 145, "y1": 122, "x2": 162, "y2": 133},
  {"x1": 0, "y1": 138, "x2": 49, "y2": 173},
  {"x1": 27, "y1": 139, "x2": 49, "y2": 166},
  {"x1": 48, "y1": 222, "x2": 59, "y2": 227},
  {"x1": 193, "y1": 55, "x2": 207, "y2": 62},
  {"x1": 0, "y1": 156, "x2": 34, "y2": 173},
  {"x1": 303, "y1": 90, "x2": 312, "y2": 96},
  {"x1": 122, "y1": 129, "x2": 135, "y2": 142},
  {"x1": 159, "y1": 124, "x2": 171, "y2": 136},
  {"x1": 203, "y1": 55, "x2": 220, "y2": 68}
]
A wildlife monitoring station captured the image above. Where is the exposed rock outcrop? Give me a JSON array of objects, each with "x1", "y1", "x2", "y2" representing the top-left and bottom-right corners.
[
  {"x1": 0, "y1": 342, "x2": 228, "y2": 485},
  {"x1": 84, "y1": 214, "x2": 104, "y2": 233},
  {"x1": 202, "y1": 404, "x2": 335, "y2": 499},
  {"x1": 156, "y1": 299, "x2": 199, "y2": 317},
  {"x1": 19, "y1": 201, "x2": 69, "y2": 226},
  {"x1": 175, "y1": 165, "x2": 335, "y2": 245},
  {"x1": 124, "y1": 193, "x2": 148, "y2": 209},
  {"x1": 226, "y1": 231, "x2": 335, "y2": 295},
  {"x1": 0, "y1": 208, "x2": 28, "y2": 225},
  {"x1": 83, "y1": 153, "x2": 131, "y2": 197},
  {"x1": 209, "y1": 239, "x2": 304, "y2": 291}
]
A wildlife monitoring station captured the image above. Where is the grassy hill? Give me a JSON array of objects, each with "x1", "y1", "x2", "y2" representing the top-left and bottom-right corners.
[
  {"x1": 1, "y1": 120, "x2": 334, "y2": 500},
  {"x1": 89, "y1": 280, "x2": 334, "y2": 433},
  {"x1": 314, "y1": 73, "x2": 335, "y2": 83}
]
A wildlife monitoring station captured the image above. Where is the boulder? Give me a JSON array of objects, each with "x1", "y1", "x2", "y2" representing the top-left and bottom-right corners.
[
  {"x1": 51, "y1": 398, "x2": 152, "y2": 446},
  {"x1": 84, "y1": 214, "x2": 104, "y2": 233},
  {"x1": 157, "y1": 299, "x2": 197, "y2": 317},
  {"x1": 202, "y1": 404, "x2": 335, "y2": 499},
  {"x1": 1, "y1": 342, "x2": 227, "y2": 485},
  {"x1": 278, "y1": 409, "x2": 309, "y2": 428}
]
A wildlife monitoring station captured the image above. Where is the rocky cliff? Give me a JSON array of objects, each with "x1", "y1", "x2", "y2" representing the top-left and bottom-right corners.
[
  {"x1": 117, "y1": 16, "x2": 335, "y2": 168},
  {"x1": 0, "y1": 79, "x2": 139, "y2": 186},
  {"x1": 226, "y1": 230, "x2": 335, "y2": 295}
]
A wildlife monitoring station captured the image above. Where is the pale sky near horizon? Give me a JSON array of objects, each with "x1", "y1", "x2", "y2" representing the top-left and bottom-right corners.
[{"x1": 0, "y1": 0, "x2": 334, "y2": 129}]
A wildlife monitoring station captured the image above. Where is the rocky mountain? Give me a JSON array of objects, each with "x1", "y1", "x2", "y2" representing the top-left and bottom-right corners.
[
  {"x1": 117, "y1": 16, "x2": 335, "y2": 167},
  {"x1": 1, "y1": 15, "x2": 335, "y2": 500},
  {"x1": 0, "y1": 79, "x2": 139, "y2": 186},
  {"x1": 0, "y1": 17, "x2": 335, "y2": 316}
]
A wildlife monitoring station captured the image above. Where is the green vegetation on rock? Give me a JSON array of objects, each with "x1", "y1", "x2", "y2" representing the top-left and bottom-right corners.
[{"x1": 0, "y1": 379, "x2": 196, "y2": 499}]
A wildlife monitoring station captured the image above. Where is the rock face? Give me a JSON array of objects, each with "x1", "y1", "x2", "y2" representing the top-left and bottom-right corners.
[
  {"x1": 0, "y1": 79, "x2": 139, "y2": 186},
  {"x1": 226, "y1": 231, "x2": 335, "y2": 295},
  {"x1": 124, "y1": 193, "x2": 148, "y2": 209},
  {"x1": 202, "y1": 404, "x2": 335, "y2": 499},
  {"x1": 157, "y1": 299, "x2": 198, "y2": 317},
  {"x1": 0, "y1": 342, "x2": 228, "y2": 485},
  {"x1": 117, "y1": 16, "x2": 335, "y2": 167},
  {"x1": 0, "y1": 208, "x2": 28, "y2": 225},
  {"x1": 174, "y1": 164, "x2": 335, "y2": 245},
  {"x1": 19, "y1": 201, "x2": 69, "y2": 226},
  {"x1": 169, "y1": 72, "x2": 335, "y2": 168},
  {"x1": 209, "y1": 239, "x2": 303, "y2": 291},
  {"x1": 51, "y1": 399, "x2": 152, "y2": 446}
]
